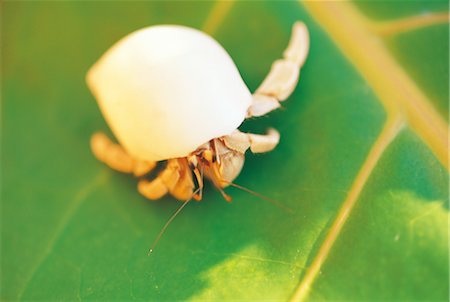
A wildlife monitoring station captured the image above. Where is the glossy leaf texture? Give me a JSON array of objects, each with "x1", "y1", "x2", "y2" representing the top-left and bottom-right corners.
[{"x1": 2, "y1": 1, "x2": 448, "y2": 301}]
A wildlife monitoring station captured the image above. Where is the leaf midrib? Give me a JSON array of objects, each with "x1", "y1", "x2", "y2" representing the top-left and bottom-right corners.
[
  {"x1": 302, "y1": 1, "x2": 448, "y2": 169},
  {"x1": 17, "y1": 172, "x2": 109, "y2": 300},
  {"x1": 291, "y1": 1, "x2": 449, "y2": 301}
]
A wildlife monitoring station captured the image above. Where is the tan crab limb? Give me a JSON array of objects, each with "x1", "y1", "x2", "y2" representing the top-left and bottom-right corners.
[
  {"x1": 247, "y1": 128, "x2": 280, "y2": 153},
  {"x1": 170, "y1": 166, "x2": 195, "y2": 200},
  {"x1": 247, "y1": 95, "x2": 282, "y2": 117},
  {"x1": 133, "y1": 161, "x2": 157, "y2": 177},
  {"x1": 138, "y1": 159, "x2": 197, "y2": 201},
  {"x1": 91, "y1": 132, "x2": 156, "y2": 176},
  {"x1": 217, "y1": 152, "x2": 245, "y2": 187},
  {"x1": 223, "y1": 128, "x2": 280, "y2": 154},
  {"x1": 138, "y1": 178, "x2": 169, "y2": 200},
  {"x1": 160, "y1": 159, "x2": 182, "y2": 190},
  {"x1": 284, "y1": 21, "x2": 310, "y2": 68},
  {"x1": 221, "y1": 131, "x2": 251, "y2": 153},
  {"x1": 137, "y1": 159, "x2": 182, "y2": 200},
  {"x1": 248, "y1": 22, "x2": 309, "y2": 118},
  {"x1": 215, "y1": 129, "x2": 278, "y2": 187}
]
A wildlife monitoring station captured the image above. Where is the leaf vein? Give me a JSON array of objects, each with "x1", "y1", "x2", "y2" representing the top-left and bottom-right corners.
[
  {"x1": 290, "y1": 117, "x2": 404, "y2": 302},
  {"x1": 17, "y1": 171, "x2": 109, "y2": 299},
  {"x1": 373, "y1": 12, "x2": 450, "y2": 36},
  {"x1": 201, "y1": 0, "x2": 235, "y2": 35},
  {"x1": 302, "y1": 1, "x2": 448, "y2": 169}
]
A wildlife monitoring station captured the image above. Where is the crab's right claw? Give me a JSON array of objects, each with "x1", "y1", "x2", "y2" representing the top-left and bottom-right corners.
[{"x1": 248, "y1": 22, "x2": 309, "y2": 118}]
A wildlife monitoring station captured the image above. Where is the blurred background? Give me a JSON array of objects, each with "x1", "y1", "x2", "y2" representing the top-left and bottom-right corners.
[{"x1": 2, "y1": 1, "x2": 449, "y2": 301}]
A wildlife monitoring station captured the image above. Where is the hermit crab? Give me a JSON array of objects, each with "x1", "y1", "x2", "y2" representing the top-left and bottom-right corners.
[{"x1": 88, "y1": 22, "x2": 309, "y2": 202}]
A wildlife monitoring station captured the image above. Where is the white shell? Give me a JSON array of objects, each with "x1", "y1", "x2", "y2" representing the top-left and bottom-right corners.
[{"x1": 87, "y1": 25, "x2": 252, "y2": 162}]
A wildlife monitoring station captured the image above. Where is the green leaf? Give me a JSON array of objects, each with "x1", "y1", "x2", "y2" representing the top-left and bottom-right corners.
[{"x1": 2, "y1": 1, "x2": 448, "y2": 301}]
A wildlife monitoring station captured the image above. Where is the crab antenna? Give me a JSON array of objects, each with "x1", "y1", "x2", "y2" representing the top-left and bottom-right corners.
[
  {"x1": 148, "y1": 188, "x2": 201, "y2": 255},
  {"x1": 222, "y1": 180, "x2": 293, "y2": 213}
]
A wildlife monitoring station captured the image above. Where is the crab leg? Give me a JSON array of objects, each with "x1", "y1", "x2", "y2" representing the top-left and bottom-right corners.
[
  {"x1": 91, "y1": 132, "x2": 156, "y2": 176},
  {"x1": 170, "y1": 169, "x2": 195, "y2": 200},
  {"x1": 138, "y1": 159, "x2": 180, "y2": 200},
  {"x1": 247, "y1": 22, "x2": 309, "y2": 118},
  {"x1": 138, "y1": 159, "x2": 196, "y2": 201},
  {"x1": 169, "y1": 159, "x2": 196, "y2": 200},
  {"x1": 222, "y1": 128, "x2": 280, "y2": 154},
  {"x1": 138, "y1": 178, "x2": 169, "y2": 200}
]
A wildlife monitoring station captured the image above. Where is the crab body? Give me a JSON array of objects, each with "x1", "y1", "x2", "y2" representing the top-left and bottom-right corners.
[{"x1": 89, "y1": 23, "x2": 309, "y2": 201}]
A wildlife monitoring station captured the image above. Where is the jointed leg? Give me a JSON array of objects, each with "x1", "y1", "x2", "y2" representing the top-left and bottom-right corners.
[
  {"x1": 248, "y1": 22, "x2": 309, "y2": 118},
  {"x1": 170, "y1": 160, "x2": 196, "y2": 200},
  {"x1": 138, "y1": 177, "x2": 168, "y2": 200},
  {"x1": 92, "y1": 133, "x2": 197, "y2": 201},
  {"x1": 222, "y1": 128, "x2": 280, "y2": 154},
  {"x1": 138, "y1": 159, "x2": 195, "y2": 201},
  {"x1": 133, "y1": 160, "x2": 157, "y2": 177},
  {"x1": 91, "y1": 132, "x2": 156, "y2": 175},
  {"x1": 138, "y1": 159, "x2": 179, "y2": 200}
]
